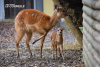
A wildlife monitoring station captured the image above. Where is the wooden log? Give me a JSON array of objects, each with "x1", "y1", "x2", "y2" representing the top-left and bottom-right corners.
[
  {"x1": 84, "y1": 35, "x2": 100, "y2": 64},
  {"x1": 83, "y1": 44, "x2": 93, "y2": 67},
  {"x1": 83, "y1": 41, "x2": 99, "y2": 67},
  {"x1": 64, "y1": 17, "x2": 83, "y2": 46},
  {"x1": 92, "y1": 10, "x2": 100, "y2": 22},
  {"x1": 83, "y1": 18, "x2": 100, "y2": 43},
  {"x1": 83, "y1": 12, "x2": 100, "y2": 32},
  {"x1": 83, "y1": 0, "x2": 100, "y2": 9},
  {"x1": 83, "y1": 23, "x2": 100, "y2": 53},
  {"x1": 91, "y1": 0, "x2": 100, "y2": 9},
  {"x1": 83, "y1": 12, "x2": 93, "y2": 27},
  {"x1": 92, "y1": 21, "x2": 100, "y2": 32},
  {"x1": 52, "y1": 0, "x2": 83, "y2": 46},
  {"x1": 76, "y1": 27, "x2": 83, "y2": 36},
  {"x1": 83, "y1": 36, "x2": 94, "y2": 56},
  {"x1": 83, "y1": 55, "x2": 89, "y2": 67},
  {"x1": 83, "y1": 41, "x2": 89, "y2": 67},
  {"x1": 83, "y1": 5, "x2": 100, "y2": 22},
  {"x1": 82, "y1": 5, "x2": 93, "y2": 17},
  {"x1": 82, "y1": 0, "x2": 92, "y2": 8},
  {"x1": 83, "y1": 12, "x2": 100, "y2": 42}
]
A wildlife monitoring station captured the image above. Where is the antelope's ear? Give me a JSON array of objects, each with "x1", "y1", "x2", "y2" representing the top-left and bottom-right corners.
[
  {"x1": 57, "y1": 7, "x2": 64, "y2": 12},
  {"x1": 56, "y1": 6, "x2": 59, "y2": 12},
  {"x1": 61, "y1": 27, "x2": 64, "y2": 30},
  {"x1": 58, "y1": 7, "x2": 64, "y2": 10},
  {"x1": 54, "y1": 27, "x2": 57, "y2": 30}
]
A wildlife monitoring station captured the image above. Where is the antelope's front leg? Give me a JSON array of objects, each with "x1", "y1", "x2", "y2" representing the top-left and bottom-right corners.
[
  {"x1": 58, "y1": 46, "x2": 62, "y2": 57},
  {"x1": 61, "y1": 44, "x2": 64, "y2": 60},
  {"x1": 55, "y1": 45, "x2": 57, "y2": 59},
  {"x1": 51, "y1": 43, "x2": 55, "y2": 59}
]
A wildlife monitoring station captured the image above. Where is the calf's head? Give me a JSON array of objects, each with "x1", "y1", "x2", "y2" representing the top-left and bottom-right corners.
[{"x1": 57, "y1": 27, "x2": 63, "y2": 35}]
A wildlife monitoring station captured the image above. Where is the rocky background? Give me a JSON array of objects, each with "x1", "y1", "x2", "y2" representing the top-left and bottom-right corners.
[{"x1": 0, "y1": 21, "x2": 84, "y2": 67}]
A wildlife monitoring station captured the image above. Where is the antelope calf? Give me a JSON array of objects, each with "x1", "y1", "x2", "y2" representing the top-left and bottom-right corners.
[
  {"x1": 15, "y1": 7, "x2": 66, "y2": 58},
  {"x1": 51, "y1": 27, "x2": 64, "y2": 60}
]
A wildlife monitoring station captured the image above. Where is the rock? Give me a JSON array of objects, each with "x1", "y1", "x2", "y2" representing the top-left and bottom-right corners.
[
  {"x1": 29, "y1": 64, "x2": 34, "y2": 67},
  {"x1": 63, "y1": 62, "x2": 66, "y2": 66},
  {"x1": 20, "y1": 56, "x2": 27, "y2": 59},
  {"x1": 58, "y1": 65, "x2": 66, "y2": 67},
  {"x1": 10, "y1": 66, "x2": 15, "y2": 67},
  {"x1": 34, "y1": 66, "x2": 38, "y2": 67}
]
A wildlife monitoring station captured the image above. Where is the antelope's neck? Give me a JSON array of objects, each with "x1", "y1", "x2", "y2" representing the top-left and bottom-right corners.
[
  {"x1": 56, "y1": 34, "x2": 63, "y2": 42},
  {"x1": 50, "y1": 9, "x2": 59, "y2": 27}
]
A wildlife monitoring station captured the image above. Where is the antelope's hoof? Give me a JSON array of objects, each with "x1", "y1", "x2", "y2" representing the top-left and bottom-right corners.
[
  {"x1": 60, "y1": 54, "x2": 62, "y2": 57},
  {"x1": 40, "y1": 56, "x2": 42, "y2": 58},
  {"x1": 52, "y1": 57, "x2": 55, "y2": 60},
  {"x1": 16, "y1": 55, "x2": 20, "y2": 59},
  {"x1": 52, "y1": 56, "x2": 55, "y2": 59},
  {"x1": 28, "y1": 53, "x2": 32, "y2": 58},
  {"x1": 62, "y1": 57, "x2": 65, "y2": 61}
]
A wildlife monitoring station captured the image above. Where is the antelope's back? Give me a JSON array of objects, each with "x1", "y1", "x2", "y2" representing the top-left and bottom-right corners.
[
  {"x1": 15, "y1": 9, "x2": 50, "y2": 27},
  {"x1": 51, "y1": 31, "x2": 57, "y2": 41}
]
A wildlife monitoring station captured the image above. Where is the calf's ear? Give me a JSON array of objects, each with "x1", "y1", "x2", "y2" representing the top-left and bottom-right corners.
[{"x1": 61, "y1": 27, "x2": 64, "y2": 30}]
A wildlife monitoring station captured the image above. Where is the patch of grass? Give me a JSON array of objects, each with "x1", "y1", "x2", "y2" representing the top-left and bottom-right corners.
[
  {"x1": 79, "y1": 27, "x2": 83, "y2": 33},
  {"x1": 79, "y1": 27, "x2": 83, "y2": 30},
  {"x1": 66, "y1": 29, "x2": 71, "y2": 31},
  {"x1": 65, "y1": 27, "x2": 83, "y2": 32}
]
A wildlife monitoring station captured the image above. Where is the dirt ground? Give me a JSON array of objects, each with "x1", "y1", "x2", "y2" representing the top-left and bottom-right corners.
[{"x1": 0, "y1": 22, "x2": 84, "y2": 67}]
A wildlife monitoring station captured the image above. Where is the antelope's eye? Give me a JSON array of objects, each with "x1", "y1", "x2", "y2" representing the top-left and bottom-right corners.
[{"x1": 62, "y1": 10, "x2": 65, "y2": 12}]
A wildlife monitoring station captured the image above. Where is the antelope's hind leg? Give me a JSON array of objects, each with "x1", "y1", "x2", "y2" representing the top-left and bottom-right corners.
[
  {"x1": 26, "y1": 31, "x2": 33, "y2": 57},
  {"x1": 39, "y1": 35, "x2": 46, "y2": 58},
  {"x1": 51, "y1": 42, "x2": 55, "y2": 59}
]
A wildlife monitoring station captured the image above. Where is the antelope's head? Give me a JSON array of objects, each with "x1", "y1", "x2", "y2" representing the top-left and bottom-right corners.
[
  {"x1": 56, "y1": 27, "x2": 63, "y2": 36},
  {"x1": 57, "y1": 7, "x2": 67, "y2": 18}
]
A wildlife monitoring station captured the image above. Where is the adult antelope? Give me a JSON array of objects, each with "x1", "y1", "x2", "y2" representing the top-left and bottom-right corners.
[{"x1": 15, "y1": 7, "x2": 66, "y2": 58}]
